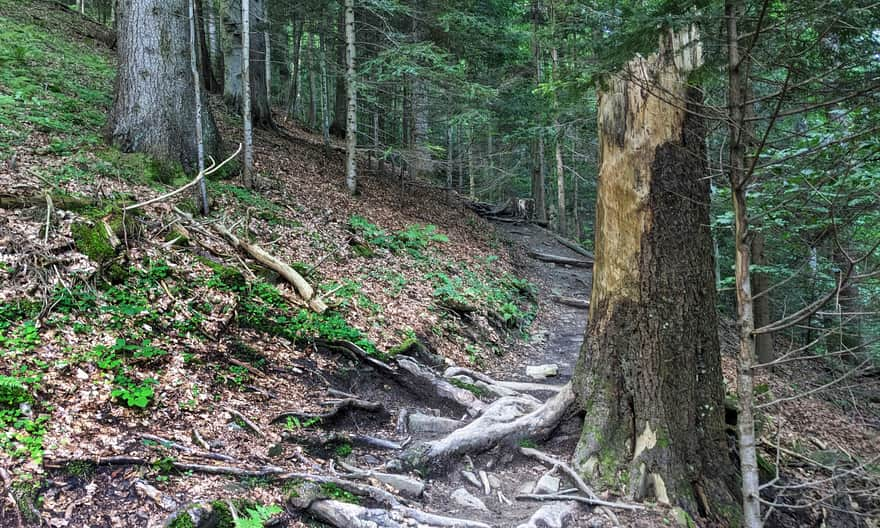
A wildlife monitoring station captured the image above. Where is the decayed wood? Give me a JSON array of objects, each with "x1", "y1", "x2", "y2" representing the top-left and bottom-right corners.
[
  {"x1": 527, "y1": 251, "x2": 593, "y2": 268},
  {"x1": 210, "y1": 220, "x2": 328, "y2": 312},
  {"x1": 550, "y1": 295, "x2": 590, "y2": 309},
  {"x1": 271, "y1": 397, "x2": 382, "y2": 424},
  {"x1": 0, "y1": 193, "x2": 96, "y2": 211}
]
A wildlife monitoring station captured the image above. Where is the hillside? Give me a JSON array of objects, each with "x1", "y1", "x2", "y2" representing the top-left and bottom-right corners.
[{"x1": 1, "y1": 3, "x2": 878, "y2": 528}]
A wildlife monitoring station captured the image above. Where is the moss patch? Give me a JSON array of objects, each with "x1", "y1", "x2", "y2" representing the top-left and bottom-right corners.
[{"x1": 71, "y1": 221, "x2": 115, "y2": 263}]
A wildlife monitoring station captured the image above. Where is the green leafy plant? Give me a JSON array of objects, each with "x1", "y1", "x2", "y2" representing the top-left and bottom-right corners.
[
  {"x1": 235, "y1": 504, "x2": 282, "y2": 528},
  {"x1": 111, "y1": 374, "x2": 156, "y2": 408},
  {"x1": 320, "y1": 483, "x2": 360, "y2": 504}
]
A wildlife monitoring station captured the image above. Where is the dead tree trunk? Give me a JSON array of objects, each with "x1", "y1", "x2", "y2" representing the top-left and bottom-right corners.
[
  {"x1": 107, "y1": 0, "x2": 220, "y2": 172},
  {"x1": 571, "y1": 27, "x2": 739, "y2": 521}
]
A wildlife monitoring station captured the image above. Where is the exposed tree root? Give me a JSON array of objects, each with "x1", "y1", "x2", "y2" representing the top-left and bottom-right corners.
[
  {"x1": 298, "y1": 498, "x2": 492, "y2": 528},
  {"x1": 396, "y1": 356, "x2": 486, "y2": 415},
  {"x1": 338, "y1": 461, "x2": 425, "y2": 498},
  {"x1": 527, "y1": 251, "x2": 593, "y2": 268},
  {"x1": 515, "y1": 501, "x2": 579, "y2": 528},
  {"x1": 271, "y1": 397, "x2": 383, "y2": 424},
  {"x1": 401, "y1": 383, "x2": 575, "y2": 473},
  {"x1": 286, "y1": 432, "x2": 407, "y2": 451},
  {"x1": 226, "y1": 408, "x2": 266, "y2": 438},
  {"x1": 516, "y1": 493, "x2": 644, "y2": 511},
  {"x1": 443, "y1": 366, "x2": 564, "y2": 395}
]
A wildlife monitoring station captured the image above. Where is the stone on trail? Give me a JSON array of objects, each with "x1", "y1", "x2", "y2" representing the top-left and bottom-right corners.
[
  {"x1": 488, "y1": 473, "x2": 503, "y2": 489},
  {"x1": 533, "y1": 474, "x2": 561, "y2": 494},
  {"x1": 516, "y1": 501, "x2": 579, "y2": 528},
  {"x1": 407, "y1": 412, "x2": 463, "y2": 434},
  {"x1": 525, "y1": 364, "x2": 558, "y2": 379},
  {"x1": 451, "y1": 487, "x2": 490, "y2": 511}
]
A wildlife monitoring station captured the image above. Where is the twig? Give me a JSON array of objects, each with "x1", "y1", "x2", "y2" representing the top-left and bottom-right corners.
[
  {"x1": 226, "y1": 408, "x2": 266, "y2": 438},
  {"x1": 191, "y1": 428, "x2": 210, "y2": 451},
  {"x1": 43, "y1": 193, "x2": 53, "y2": 243},
  {"x1": 140, "y1": 433, "x2": 236, "y2": 462}
]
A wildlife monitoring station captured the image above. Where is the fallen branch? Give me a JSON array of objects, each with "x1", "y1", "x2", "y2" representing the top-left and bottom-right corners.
[
  {"x1": 527, "y1": 251, "x2": 593, "y2": 269},
  {"x1": 551, "y1": 234, "x2": 595, "y2": 260},
  {"x1": 516, "y1": 493, "x2": 644, "y2": 511},
  {"x1": 210, "y1": 220, "x2": 327, "y2": 312},
  {"x1": 271, "y1": 397, "x2": 382, "y2": 424},
  {"x1": 550, "y1": 295, "x2": 590, "y2": 310},
  {"x1": 226, "y1": 408, "x2": 266, "y2": 438},
  {"x1": 140, "y1": 433, "x2": 236, "y2": 462}
]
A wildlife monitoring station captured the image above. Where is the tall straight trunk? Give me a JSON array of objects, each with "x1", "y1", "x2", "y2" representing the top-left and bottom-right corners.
[
  {"x1": 752, "y1": 233, "x2": 773, "y2": 364},
  {"x1": 330, "y1": 7, "x2": 347, "y2": 137},
  {"x1": 344, "y1": 0, "x2": 357, "y2": 194},
  {"x1": 458, "y1": 128, "x2": 465, "y2": 191},
  {"x1": 223, "y1": 0, "x2": 271, "y2": 128},
  {"x1": 307, "y1": 29, "x2": 318, "y2": 129},
  {"x1": 241, "y1": 0, "x2": 254, "y2": 188},
  {"x1": 107, "y1": 0, "x2": 220, "y2": 172},
  {"x1": 550, "y1": 23, "x2": 565, "y2": 235},
  {"x1": 286, "y1": 18, "x2": 303, "y2": 117},
  {"x1": 188, "y1": 0, "x2": 208, "y2": 214},
  {"x1": 410, "y1": 74, "x2": 430, "y2": 178},
  {"x1": 446, "y1": 126, "x2": 454, "y2": 190},
  {"x1": 530, "y1": 0, "x2": 547, "y2": 222},
  {"x1": 264, "y1": 28, "x2": 272, "y2": 104},
  {"x1": 206, "y1": 0, "x2": 224, "y2": 93},
  {"x1": 194, "y1": 0, "x2": 218, "y2": 93},
  {"x1": 572, "y1": 27, "x2": 738, "y2": 521},
  {"x1": 373, "y1": 109, "x2": 380, "y2": 171},
  {"x1": 319, "y1": 30, "x2": 330, "y2": 147},
  {"x1": 727, "y1": 0, "x2": 761, "y2": 525},
  {"x1": 829, "y1": 246, "x2": 864, "y2": 360},
  {"x1": 468, "y1": 140, "x2": 475, "y2": 199},
  {"x1": 573, "y1": 158, "x2": 581, "y2": 241}
]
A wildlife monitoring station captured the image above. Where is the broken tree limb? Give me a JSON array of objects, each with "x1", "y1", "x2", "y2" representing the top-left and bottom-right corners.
[
  {"x1": 551, "y1": 234, "x2": 595, "y2": 260},
  {"x1": 140, "y1": 433, "x2": 236, "y2": 462},
  {"x1": 516, "y1": 493, "x2": 644, "y2": 511},
  {"x1": 271, "y1": 397, "x2": 382, "y2": 424},
  {"x1": 210, "y1": 220, "x2": 327, "y2": 312},
  {"x1": 402, "y1": 384, "x2": 575, "y2": 473},
  {"x1": 519, "y1": 447, "x2": 622, "y2": 524},
  {"x1": 550, "y1": 295, "x2": 590, "y2": 309},
  {"x1": 527, "y1": 251, "x2": 593, "y2": 268}
]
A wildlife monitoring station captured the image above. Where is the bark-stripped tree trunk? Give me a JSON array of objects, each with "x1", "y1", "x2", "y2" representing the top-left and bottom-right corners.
[
  {"x1": 107, "y1": 0, "x2": 220, "y2": 173},
  {"x1": 344, "y1": 0, "x2": 357, "y2": 194},
  {"x1": 241, "y1": 0, "x2": 254, "y2": 188},
  {"x1": 572, "y1": 27, "x2": 739, "y2": 521},
  {"x1": 223, "y1": 0, "x2": 272, "y2": 128},
  {"x1": 726, "y1": 0, "x2": 761, "y2": 525}
]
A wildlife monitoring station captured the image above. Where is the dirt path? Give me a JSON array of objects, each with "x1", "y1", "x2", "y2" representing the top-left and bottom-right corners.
[{"x1": 484, "y1": 221, "x2": 593, "y2": 384}]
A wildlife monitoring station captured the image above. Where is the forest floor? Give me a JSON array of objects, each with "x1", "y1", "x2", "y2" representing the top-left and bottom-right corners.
[{"x1": 1, "y1": 2, "x2": 878, "y2": 527}]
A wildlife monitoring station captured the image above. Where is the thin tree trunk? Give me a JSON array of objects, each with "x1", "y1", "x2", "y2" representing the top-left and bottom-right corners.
[
  {"x1": 531, "y1": 1, "x2": 547, "y2": 222},
  {"x1": 551, "y1": 40, "x2": 565, "y2": 235},
  {"x1": 330, "y1": 6, "x2": 347, "y2": 137},
  {"x1": 264, "y1": 28, "x2": 272, "y2": 104},
  {"x1": 242, "y1": 0, "x2": 254, "y2": 188},
  {"x1": 206, "y1": 0, "x2": 224, "y2": 93},
  {"x1": 194, "y1": 0, "x2": 218, "y2": 93},
  {"x1": 446, "y1": 126, "x2": 454, "y2": 191},
  {"x1": 344, "y1": 0, "x2": 357, "y2": 194},
  {"x1": 188, "y1": 0, "x2": 208, "y2": 215},
  {"x1": 572, "y1": 26, "x2": 738, "y2": 520},
  {"x1": 287, "y1": 18, "x2": 303, "y2": 118},
  {"x1": 469, "y1": 140, "x2": 475, "y2": 200},
  {"x1": 319, "y1": 30, "x2": 330, "y2": 148},
  {"x1": 727, "y1": 0, "x2": 762, "y2": 525},
  {"x1": 752, "y1": 233, "x2": 773, "y2": 364}
]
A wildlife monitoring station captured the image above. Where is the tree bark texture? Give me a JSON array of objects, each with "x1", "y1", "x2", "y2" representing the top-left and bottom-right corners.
[
  {"x1": 194, "y1": 0, "x2": 218, "y2": 93},
  {"x1": 107, "y1": 0, "x2": 220, "y2": 172},
  {"x1": 223, "y1": 0, "x2": 272, "y2": 128},
  {"x1": 344, "y1": 0, "x2": 357, "y2": 194},
  {"x1": 571, "y1": 27, "x2": 739, "y2": 521},
  {"x1": 751, "y1": 233, "x2": 773, "y2": 364},
  {"x1": 286, "y1": 18, "x2": 303, "y2": 117},
  {"x1": 330, "y1": 6, "x2": 347, "y2": 138}
]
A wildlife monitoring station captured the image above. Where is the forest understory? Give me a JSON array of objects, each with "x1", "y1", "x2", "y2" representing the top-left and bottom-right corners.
[{"x1": 1, "y1": 2, "x2": 879, "y2": 528}]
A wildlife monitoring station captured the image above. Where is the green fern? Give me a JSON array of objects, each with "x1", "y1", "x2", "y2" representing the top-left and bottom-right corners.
[{"x1": 234, "y1": 504, "x2": 282, "y2": 528}]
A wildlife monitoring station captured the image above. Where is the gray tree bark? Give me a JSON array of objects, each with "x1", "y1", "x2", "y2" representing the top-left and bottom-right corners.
[
  {"x1": 107, "y1": 0, "x2": 220, "y2": 172},
  {"x1": 223, "y1": 0, "x2": 272, "y2": 128},
  {"x1": 344, "y1": 0, "x2": 357, "y2": 194}
]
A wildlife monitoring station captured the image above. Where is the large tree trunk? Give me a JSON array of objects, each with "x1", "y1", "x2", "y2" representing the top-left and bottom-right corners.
[
  {"x1": 205, "y1": 0, "x2": 224, "y2": 93},
  {"x1": 107, "y1": 0, "x2": 220, "y2": 172},
  {"x1": 572, "y1": 27, "x2": 738, "y2": 521},
  {"x1": 223, "y1": 0, "x2": 272, "y2": 128},
  {"x1": 194, "y1": 0, "x2": 218, "y2": 93}
]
